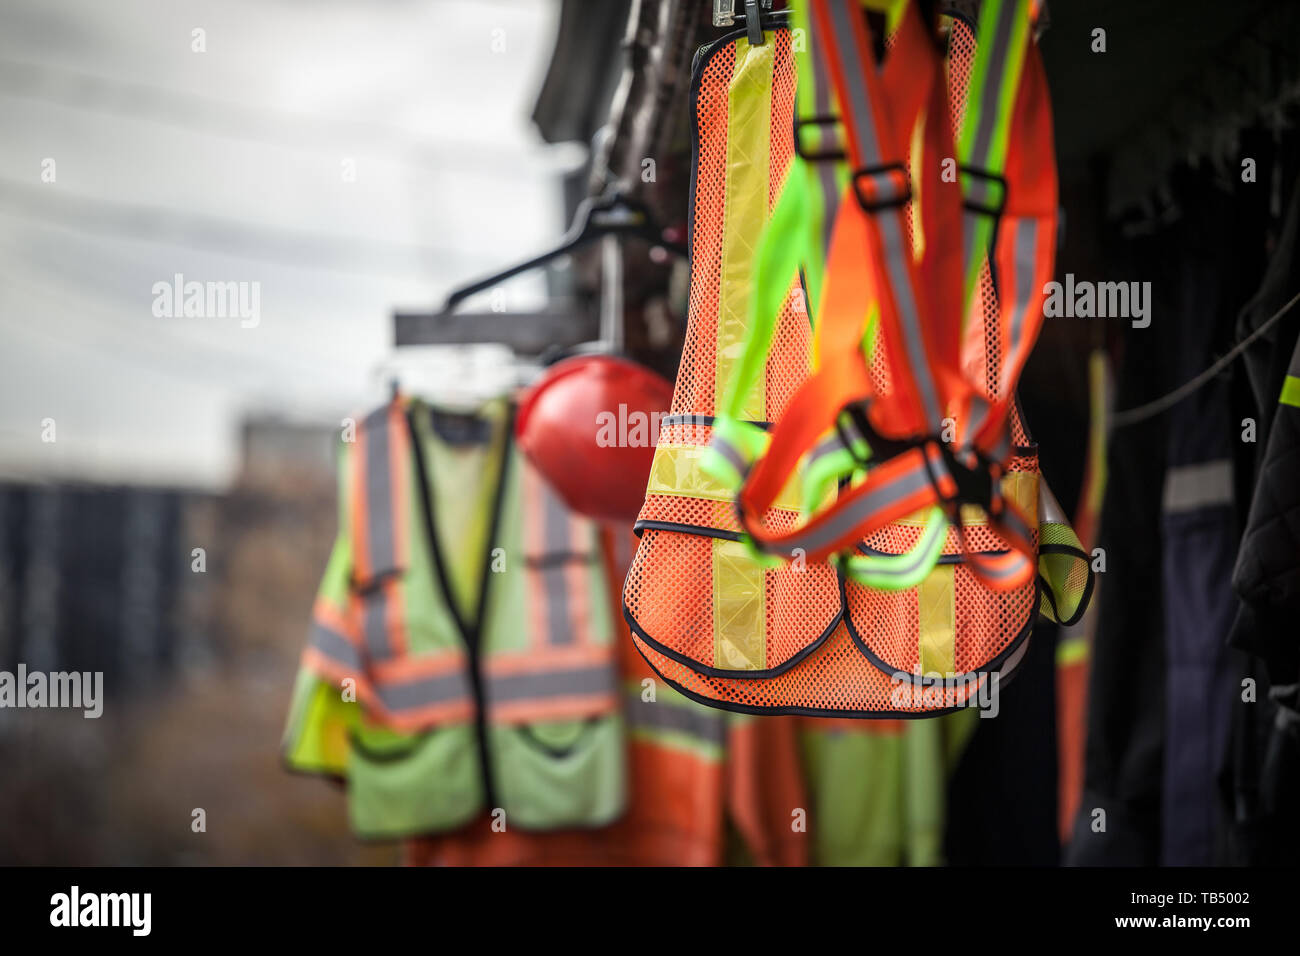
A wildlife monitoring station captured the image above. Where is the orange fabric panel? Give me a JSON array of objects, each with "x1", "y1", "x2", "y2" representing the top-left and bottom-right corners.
[
  {"x1": 726, "y1": 716, "x2": 810, "y2": 867},
  {"x1": 1056, "y1": 658, "x2": 1088, "y2": 844}
]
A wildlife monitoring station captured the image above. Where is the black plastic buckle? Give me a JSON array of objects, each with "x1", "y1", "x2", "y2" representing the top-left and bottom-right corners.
[
  {"x1": 842, "y1": 403, "x2": 916, "y2": 465},
  {"x1": 794, "y1": 113, "x2": 846, "y2": 163},
  {"x1": 851, "y1": 162, "x2": 912, "y2": 212},
  {"x1": 936, "y1": 442, "x2": 995, "y2": 513},
  {"x1": 959, "y1": 165, "x2": 1009, "y2": 217}
]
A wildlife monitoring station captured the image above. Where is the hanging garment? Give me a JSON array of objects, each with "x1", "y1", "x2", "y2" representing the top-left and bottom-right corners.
[
  {"x1": 1066, "y1": 234, "x2": 1170, "y2": 866},
  {"x1": 800, "y1": 710, "x2": 976, "y2": 866},
  {"x1": 1227, "y1": 168, "x2": 1300, "y2": 865},
  {"x1": 1155, "y1": 171, "x2": 1271, "y2": 866},
  {"x1": 1069, "y1": 165, "x2": 1270, "y2": 865},
  {"x1": 282, "y1": 397, "x2": 625, "y2": 839},
  {"x1": 624, "y1": 1, "x2": 1089, "y2": 718},
  {"x1": 402, "y1": 526, "x2": 809, "y2": 866},
  {"x1": 623, "y1": 17, "x2": 847, "y2": 709}
]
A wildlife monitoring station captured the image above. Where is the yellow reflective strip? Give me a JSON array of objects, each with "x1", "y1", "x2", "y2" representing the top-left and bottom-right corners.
[
  {"x1": 908, "y1": 105, "x2": 926, "y2": 260},
  {"x1": 1086, "y1": 349, "x2": 1110, "y2": 516},
  {"x1": 713, "y1": 538, "x2": 767, "y2": 671},
  {"x1": 903, "y1": 472, "x2": 1041, "y2": 529},
  {"x1": 717, "y1": 38, "x2": 774, "y2": 422},
  {"x1": 646, "y1": 444, "x2": 802, "y2": 512},
  {"x1": 917, "y1": 565, "x2": 956, "y2": 677},
  {"x1": 894, "y1": 473, "x2": 1040, "y2": 529},
  {"x1": 1280, "y1": 375, "x2": 1300, "y2": 408},
  {"x1": 1003, "y1": 471, "x2": 1039, "y2": 531}
]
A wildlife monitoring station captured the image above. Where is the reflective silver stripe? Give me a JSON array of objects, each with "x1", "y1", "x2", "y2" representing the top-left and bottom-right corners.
[
  {"x1": 362, "y1": 588, "x2": 393, "y2": 661},
  {"x1": 710, "y1": 434, "x2": 752, "y2": 478},
  {"x1": 878, "y1": 212, "x2": 942, "y2": 424},
  {"x1": 363, "y1": 406, "x2": 399, "y2": 578},
  {"x1": 809, "y1": 432, "x2": 845, "y2": 465},
  {"x1": 968, "y1": 0, "x2": 1019, "y2": 169},
  {"x1": 1008, "y1": 218, "x2": 1038, "y2": 368},
  {"x1": 625, "y1": 694, "x2": 726, "y2": 747},
  {"x1": 970, "y1": 551, "x2": 1027, "y2": 581},
  {"x1": 963, "y1": 219, "x2": 1039, "y2": 450},
  {"x1": 964, "y1": 394, "x2": 990, "y2": 449},
  {"x1": 376, "y1": 669, "x2": 472, "y2": 713},
  {"x1": 963, "y1": 175, "x2": 1001, "y2": 210},
  {"x1": 820, "y1": 2, "x2": 940, "y2": 424},
  {"x1": 996, "y1": 501, "x2": 1033, "y2": 543},
  {"x1": 1162, "y1": 459, "x2": 1233, "y2": 514},
  {"x1": 310, "y1": 620, "x2": 363, "y2": 673},
  {"x1": 809, "y1": 19, "x2": 842, "y2": 249},
  {"x1": 539, "y1": 475, "x2": 575, "y2": 646},
  {"x1": 488, "y1": 664, "x2": 615, "y2": 704},
  {"x1": 989, "y1": 428, "x2": 1011, "y2": 463},
  {"x1": 776, "y1": 455, "x2": 933, "y2": 556},
  {"x1": 825, "y1": 0, "x2": 881, "y2": 167}
]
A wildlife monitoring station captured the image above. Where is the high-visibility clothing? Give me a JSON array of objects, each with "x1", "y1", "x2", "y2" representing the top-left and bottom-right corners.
[
  {"x1": 283, "y1": 396, "x2": 625, "y2": 839},
  {"x1": 404, "y1": 526, "x2": 808, "y2": 866},
  {"x1": 799, "y1": 710, "x2": 977, "y2": 866},
  {"x1": 623, "y1": 5, "x2": 1092, "y2": 717}
]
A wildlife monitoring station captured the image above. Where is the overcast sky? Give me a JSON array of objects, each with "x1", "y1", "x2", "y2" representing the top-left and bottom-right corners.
[{"x1": 0, "y1": 0, "x2": 581, "y2": 488}]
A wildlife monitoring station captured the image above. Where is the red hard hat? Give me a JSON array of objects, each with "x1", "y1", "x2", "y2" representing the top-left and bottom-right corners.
[{"x1": 516, "y1": 354, "x2": 674, "y2": 523}]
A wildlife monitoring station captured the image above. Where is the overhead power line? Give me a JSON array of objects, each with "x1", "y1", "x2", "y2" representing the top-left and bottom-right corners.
[
  {"x1": 0, "y1": 177, "x2": 470, "y2": 279},
  {"x1": 0, "y1": 57, "x2": 583, "y2": 179},
  {"x1": 1111, "y1": 289, "x2": 1300, "y2": 428}
]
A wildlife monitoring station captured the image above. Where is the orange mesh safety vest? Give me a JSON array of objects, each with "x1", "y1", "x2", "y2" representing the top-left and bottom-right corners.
[{"x1": 623, "y1": 7, "x2": 1088, "y2": 718}]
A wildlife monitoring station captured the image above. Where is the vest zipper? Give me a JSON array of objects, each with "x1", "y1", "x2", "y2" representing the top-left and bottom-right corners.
[{"x1": 404, "y1": 404, "x2": 515, "y2": 817}]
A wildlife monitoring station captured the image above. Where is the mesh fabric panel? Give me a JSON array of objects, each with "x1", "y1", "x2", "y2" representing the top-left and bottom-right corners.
[
  {"x1": 632, "y1": 623, "x2": 990, "y2": 716},
  {"x1": 625, "y1": 17, "x2": 1044, "y2": 715},
  {"x1": 624, "y1": 27, "x2": 842, "y2": 682}
]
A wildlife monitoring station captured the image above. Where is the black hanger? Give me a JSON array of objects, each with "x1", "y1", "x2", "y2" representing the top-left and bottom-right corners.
[{"x1": 440, "y1": 188, "x2": 686, "y2": 312}]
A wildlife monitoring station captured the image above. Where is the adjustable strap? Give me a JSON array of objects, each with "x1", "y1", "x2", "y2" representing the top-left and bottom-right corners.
[
  {"x1": 732, "y1": 1, "x2": 962, "y2": 572},
  {"x1": 956, "y1": 0, "x2": 1058, "y2": 454},
  {"x1": 814, "y1": 0, "x2": 959, "y2": 433},
  {"x1": 727, "y1": 0, "x2": 1045, "y2": 591}
]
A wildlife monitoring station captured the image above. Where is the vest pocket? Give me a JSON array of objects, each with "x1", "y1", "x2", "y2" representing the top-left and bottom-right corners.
[
  {"x1": 488, "y1": 714, "x2": 626, "y2": 830},
  {"x1": 624, "y1": 525, "x2": 842, "y2": 678},
  {"x1": 346, "y1": 723, "x2": 483, "y2": 839},
  {"x1": 844, "y1": 462, "x2": 1042, "y2": 681}
]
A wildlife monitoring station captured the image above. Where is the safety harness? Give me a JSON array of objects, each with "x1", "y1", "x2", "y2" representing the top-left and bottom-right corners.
[
  {"x1": 707, "y1": 0, "x2": 1054, "y2": 593},
  {"x1": 623, "y1": 1, "x2": 1091, "y2": 716}
]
